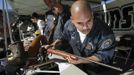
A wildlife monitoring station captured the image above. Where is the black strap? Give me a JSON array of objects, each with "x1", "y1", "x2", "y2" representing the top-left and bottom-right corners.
[{"x1": 47, "y1": 16, "x2": 59, "y2": 43}]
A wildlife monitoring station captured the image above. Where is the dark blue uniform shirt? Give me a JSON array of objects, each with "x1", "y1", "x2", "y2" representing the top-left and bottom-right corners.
[
  {"x1": 60, "y1": 18, "x2": 115, "y2": 64},
  {"x1": 44, "y1": 5, "x2": 70, "y2": 41}
]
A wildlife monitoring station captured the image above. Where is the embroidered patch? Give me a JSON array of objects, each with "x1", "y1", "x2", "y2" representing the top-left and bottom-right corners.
[
  {"x1": 85, "y1": 43, "x2": 93, "y2": 50},
  {"x1": 101, "y1": 39, "x2": 113, "y2": 49}
]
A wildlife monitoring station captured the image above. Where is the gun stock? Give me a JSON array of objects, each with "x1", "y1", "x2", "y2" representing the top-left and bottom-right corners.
[
  {"x1": 28, "y1": 35, "x2": 47, "y2": 57},
  {"x1": 47, "y1": 48, "x2": 77, "y2": 60}
]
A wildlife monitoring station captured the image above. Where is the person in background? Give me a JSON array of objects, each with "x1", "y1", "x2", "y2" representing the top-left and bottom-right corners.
[
  {"x1": 43, "y1": 0, "x2": 53, "y2": 15},
  {"x1": 24, "y1": 0, "x2": 71, "y2": 60},
  {"x1": 43, "y1": 0, "x2": 71, "y2": 44},
  {"x1": 45, "y1": 0, "x2": 116, "y2": 75},
  {"x1": 31, "y1": 12, "x2": 45, "y2": 35}
]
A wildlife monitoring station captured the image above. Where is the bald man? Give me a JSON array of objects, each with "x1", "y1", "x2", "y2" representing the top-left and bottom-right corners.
[{"x1": 46, "y1": 0, "x2": 115, "y2": 75}]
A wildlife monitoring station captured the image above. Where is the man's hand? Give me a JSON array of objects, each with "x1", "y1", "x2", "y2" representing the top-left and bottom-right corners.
[
  {"x1": 44, "y1": 45, "x2": 54, "y2": 49},
  {"x1": 50, "y1": 39, "x2": 62, "y2": 49},
  {"x1": 65, "y1": 56, "x2": 81, "y2": 64}
]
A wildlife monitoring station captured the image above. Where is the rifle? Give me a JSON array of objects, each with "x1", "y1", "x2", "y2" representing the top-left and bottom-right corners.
[{"x1": 41, "y1": 47, "x2": 123, "y2": 72}]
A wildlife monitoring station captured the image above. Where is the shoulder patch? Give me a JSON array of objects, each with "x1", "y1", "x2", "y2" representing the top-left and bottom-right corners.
[{"x1": 101, "y1": 39, "x2": 113, "y2": 49}]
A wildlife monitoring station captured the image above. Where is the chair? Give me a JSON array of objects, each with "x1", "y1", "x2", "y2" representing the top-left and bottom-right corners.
[
  {"x1": 114, "y1": 34, "x2": 134, "y2": 65},
  {"x1": 115, "y1": 46, "x2": 132, "y2": 64}
]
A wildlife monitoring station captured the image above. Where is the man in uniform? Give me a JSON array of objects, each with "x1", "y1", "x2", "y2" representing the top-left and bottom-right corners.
[
  {"x1": 25, "y1": 0, "x2": 71, "y2": 58},
  {"x1": 47, "y1": 0, "x2": 115, "y2": 75},
  {"x1": 43, "y1": 0, "x2": 71, "y2": 43}
]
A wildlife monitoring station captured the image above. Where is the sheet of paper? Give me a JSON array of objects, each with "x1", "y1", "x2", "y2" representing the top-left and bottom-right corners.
[{"x1": 56, "y1": 62, "x2": 71, "y2": 72}]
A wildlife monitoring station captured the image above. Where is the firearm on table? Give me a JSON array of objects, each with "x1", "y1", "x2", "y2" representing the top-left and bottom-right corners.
[{"x1": 41, "y1": 46, "x2": 123, "y2": 72}]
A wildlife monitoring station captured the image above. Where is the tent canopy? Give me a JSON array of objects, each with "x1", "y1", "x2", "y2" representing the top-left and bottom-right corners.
[
  {"x1": 7, "y1": 0, "x2": 113, "y2": 15},
  {"x1": 8, "y1": 0, "x2": 101, "y2": 15}
]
